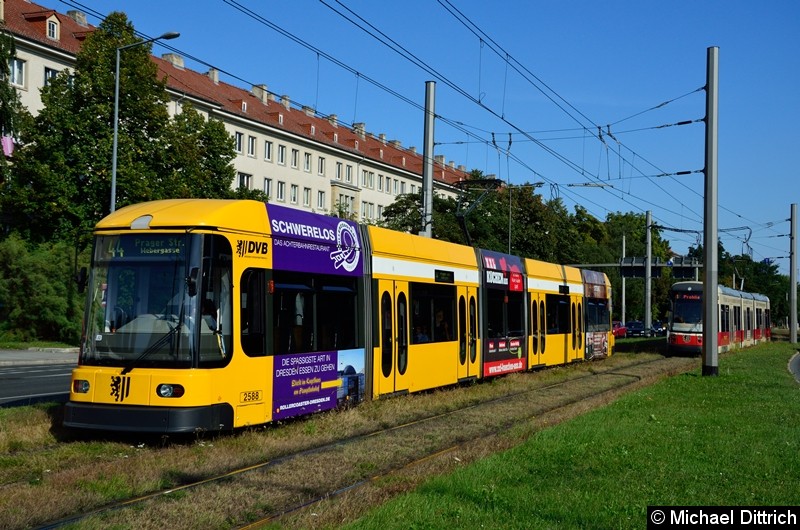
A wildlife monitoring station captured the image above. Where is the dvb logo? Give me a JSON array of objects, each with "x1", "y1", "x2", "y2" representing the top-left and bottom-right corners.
[{"x1": 237, "y1": 240, "x2": 269, "y2": 258}]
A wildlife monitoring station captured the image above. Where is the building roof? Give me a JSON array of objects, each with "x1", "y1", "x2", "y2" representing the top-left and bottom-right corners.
[{"x1": 2, "y1": 0, "x2": 469, "y2": 186}]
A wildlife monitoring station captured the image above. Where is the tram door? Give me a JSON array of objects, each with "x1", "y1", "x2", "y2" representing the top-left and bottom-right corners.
[
  {"x1": 457, "y1": 287, "x2": 480, "y2": 381},
  {"x1": 376, "y1": 280, "x2": 411, "y2": 396},
  {"x1": 528, "y1": 293, "x2": 545, "y2": 368}
]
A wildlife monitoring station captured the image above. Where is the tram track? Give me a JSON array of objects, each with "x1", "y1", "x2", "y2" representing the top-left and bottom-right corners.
[{"x1": 29, "y1": 354, "x2": 696, "y2": 530}]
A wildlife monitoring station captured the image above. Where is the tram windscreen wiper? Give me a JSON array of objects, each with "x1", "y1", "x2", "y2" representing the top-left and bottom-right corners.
[{"x1": 120, "y1": 322, "x2": 180, "y2": 375}]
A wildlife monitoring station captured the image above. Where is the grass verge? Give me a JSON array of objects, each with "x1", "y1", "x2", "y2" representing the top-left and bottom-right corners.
[
  {"x1": 344, "y1": 342, "x2": 800, "y2": 529},
  {"x1": 0, "y1": 340, "x2": 76, "y2": 350}
]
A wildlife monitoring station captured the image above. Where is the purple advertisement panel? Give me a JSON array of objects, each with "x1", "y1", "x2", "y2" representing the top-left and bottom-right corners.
[
  {"x1": 266, "y1": 203, "x2": 363, "y2": 276},
  {"x1": 273, "y1": 351, "x2": 338, "y2": 420},
  {"x1": 272, "y1": 348, "x2": 366, "y2": 421}
]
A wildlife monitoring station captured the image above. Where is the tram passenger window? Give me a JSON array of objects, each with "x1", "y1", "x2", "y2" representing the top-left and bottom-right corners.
[
  {"x1": 545, "y1": 294, "x2": 570, "y2": 334},
  {"x1": 486, "y1": 289, "x2": 504, "y2": 338},
  {"x1": 198, "y1": 235, "x2": 234, "y2": 366},
  {"x1": 272, "y1": 272, "x2": 357, "y2": 354},
  {"x1": 240, "y1": 269, "x2": 266, "y2": 356},
  {"x1": 410, "y1": 282, "x2": 455, "y2": 343},
  {"x1": 507, "y1": 291, "x2": 524, "y2": 336},
  {"x1": 317, "y1": 282, "x2": 357, "y2": 350},
  {"x1": 720, "y1": 305, "x2": 730, "y2": 333}
]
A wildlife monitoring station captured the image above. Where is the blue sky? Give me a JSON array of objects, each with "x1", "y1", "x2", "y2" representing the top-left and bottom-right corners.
[{"x1": 60, "y1": 1, "x2": 798, "y2": 276}]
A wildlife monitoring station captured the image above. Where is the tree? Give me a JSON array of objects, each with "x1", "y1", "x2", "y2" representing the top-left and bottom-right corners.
[
  {"x1": 162, "y1": 105, "x2": 236, "y2": 198},
  {"x1": 2, "y1": 12, "x2": 241, "y2": 243},
  {"x1": 0, "y1": 21, "x2": 33, "y2": 230}
]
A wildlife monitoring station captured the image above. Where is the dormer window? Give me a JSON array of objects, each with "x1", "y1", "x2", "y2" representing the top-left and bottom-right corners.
[
  {"x1": 333, "y1": 133, "x2": 338, "y2": 143},
  {"x1": 47, "y1": 19, "x2": 59, "y2": 40},
  {"x1": 278, "y1": 114, "x2": 283, "y2": 125},
  {"x1": 310, "y1": 125, "x2": 315, "y2": 135}
]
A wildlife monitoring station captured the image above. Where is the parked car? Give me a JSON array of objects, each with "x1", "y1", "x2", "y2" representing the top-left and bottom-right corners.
[
  {"x1": 625, "y1": 320, "x2": 647, "y2": 337},
  {"x1": 651, "y1": 320, "x2": 666, "y2": 336},
  {"x1": 612, "y1": 320, "x2": 627, "y2": 338}
]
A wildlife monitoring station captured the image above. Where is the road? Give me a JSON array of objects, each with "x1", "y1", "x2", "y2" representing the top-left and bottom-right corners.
[{"x1": 0, "y1": 349, "x2": 77, "y2": 406}]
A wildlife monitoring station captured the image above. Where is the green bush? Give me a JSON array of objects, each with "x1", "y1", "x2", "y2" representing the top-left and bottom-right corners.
[{"x1": 0, "y1": 234, "x2": 84, "y2": 343}]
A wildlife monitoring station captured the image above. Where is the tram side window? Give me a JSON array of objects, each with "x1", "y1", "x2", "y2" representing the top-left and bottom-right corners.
[
  {"x1": 240, "y1": 268, "x2": 266, "y2": 356},
  {"x1": 198, "y1": 235, "x2": 234, "y2": 367},
  {"x1": 585, "y1": 299, "x2": 610, "y2": 332},
  {"x1": 720, "y1": 304, "x2": 730, "y2": 333},
  {"x1": 272, "y1": 271, "x2": 357, "y2": 354},
  {"x1": 545, "y1": 294, "x2": 570, "y2": 334},
  {"x1": 485, "y1": 288, "x2": 524, "y2": 338},
  {"x1": 410, "y1": 282, "x2": 455, "y2": 343},
  {"x1": 507, "y1": 291, "x2": 525, "y2": 336}
]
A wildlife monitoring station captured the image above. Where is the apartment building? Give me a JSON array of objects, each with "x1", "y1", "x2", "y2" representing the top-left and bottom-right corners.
[{"x1": 1, "y1": 0, "x2": 468, "y2": 221}]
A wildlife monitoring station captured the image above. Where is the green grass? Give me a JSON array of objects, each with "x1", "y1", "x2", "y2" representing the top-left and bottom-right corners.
[
  {"x1": 0, "y1": 340, "x2": 76, "y2": 350},
  {"x1": 346, "y1": 343, "x2": 800, "y2": 529}
]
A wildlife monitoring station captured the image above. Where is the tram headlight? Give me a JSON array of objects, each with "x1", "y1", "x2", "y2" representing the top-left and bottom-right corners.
[
  {"x1": 72, "y1": 380, "x2": 90, "y2": 393},
  {"x1": 156, "y1": 384, "x2": 185, "y2": 398}
]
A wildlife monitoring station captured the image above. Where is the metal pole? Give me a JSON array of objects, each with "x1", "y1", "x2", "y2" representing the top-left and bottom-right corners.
[
  {"x1": 703, "y1": 46, "x2": 719, "y2": 376},
  {"x1": 645, "y1": 211, "x2": 652, "y2": 336},
  {"x1": 791, "y1": 203, "x2": 797, "y2": 343},
  {"x1": 421, "y1": 81, "x2": 435, "y2": 237},
  {"x1": 110, "y1": 47, "x2": 121, "y2": 213},
  {"x1": 622, "y1": 234, "x2": 626, "y2": 325},
  {"x1": 110, "y1": 32, "x2": 179, "y2": 214}
]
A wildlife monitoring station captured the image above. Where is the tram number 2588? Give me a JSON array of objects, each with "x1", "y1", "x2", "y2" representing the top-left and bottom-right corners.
[{"x1": 240, "y1": 390, "x2": 263, "y2": 403}]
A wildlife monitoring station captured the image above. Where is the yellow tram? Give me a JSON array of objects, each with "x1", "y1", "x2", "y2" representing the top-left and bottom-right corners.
[{"x1": 65, "y1": 199, "x2": 613, "y2": 432}]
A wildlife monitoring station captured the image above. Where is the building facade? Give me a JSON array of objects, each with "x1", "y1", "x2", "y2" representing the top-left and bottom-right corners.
[{"x1": 1, "y1": 0, "x2": 468, "y2": 222}]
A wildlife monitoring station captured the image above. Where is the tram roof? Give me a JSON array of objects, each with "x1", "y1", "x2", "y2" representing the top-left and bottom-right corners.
[{"x1": 96, "y1": 199, "x2": 270, "y2": 234}]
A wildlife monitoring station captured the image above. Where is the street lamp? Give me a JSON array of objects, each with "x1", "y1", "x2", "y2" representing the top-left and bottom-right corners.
[{"x1": 110, "y1": 31, "x2": 179, "y2": 213}]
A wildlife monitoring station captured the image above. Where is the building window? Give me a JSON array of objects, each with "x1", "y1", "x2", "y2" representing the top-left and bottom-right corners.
[
  {"x1": 339, "y1": 194, "x2": 354, "y2": 216},
  {"x1": 335, "y1": 162, "x2": 342, "y2": 180},
  {"x1": 378, "y1": 175, "x2": 384, "y2": 192},
  {"x1": 263, "y1": 178, "x2": 273, "y2": 198},
  {"x1": 393, "y1": 179, "x2": 399, "y2": 195},
  {"x1": 361, "y1": 170, "x2": 374, "y2": 189},
  {"x1": 44, "y1": 67, "x2": 59, "y2": 86},
  {"x1": 290, "y1": 184, "x2": 298, "y2": 204},
  {"x1": 234, "y1": 132, "x2": 243, "y2": 153},
  {"x1": 411, "y1": 184, "x2": 416, "y2": 194},
  {"x1": 247, "y1": 135, "x2": 256, "y2": 157},
  {"x1": 317, "y1": 190, "x2": 326, "y2": 209},
  {"x1": 303, "y1": 187, "x2": 311, "y2": 207},
  {"x1": 277, "y1": 145, "x2": 286, "y2": 165},
  {"x1": 361, "y1": 202, "x2": 374, "y2": 221},
  {"x1": 345, "y1": 165, "x2": 353, "y2": 183},
  {"x1": 238, "y1": 172, "x2": 252, "y2": 190},
  {"x1": 9, "y1": 58, "x2": 25, "y2": 87},
  {"x1": 400, "y1": 182, "x2": 406, "y2": 194},
  {"x1": 318, "y1": 157, "x2": 325, "y2": 176},
  {"x1": 47, "y1": 20, "x2": 59, "y2": 40},
  {"x1": 277, "y1": 181, "x2": 286, "y2": 201},
  {"x1": 291, "y1": 149, "x2": 299, "y2": 169},
  {"x1": 304, "y1": 152, "x2": 312, "y2": 172},
  {"x1": 377, "y1": 205, "x2": 384, "y2": 219},
  {"x1": 264, "y1": 141, "x2": 273, "y2": 161}
]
